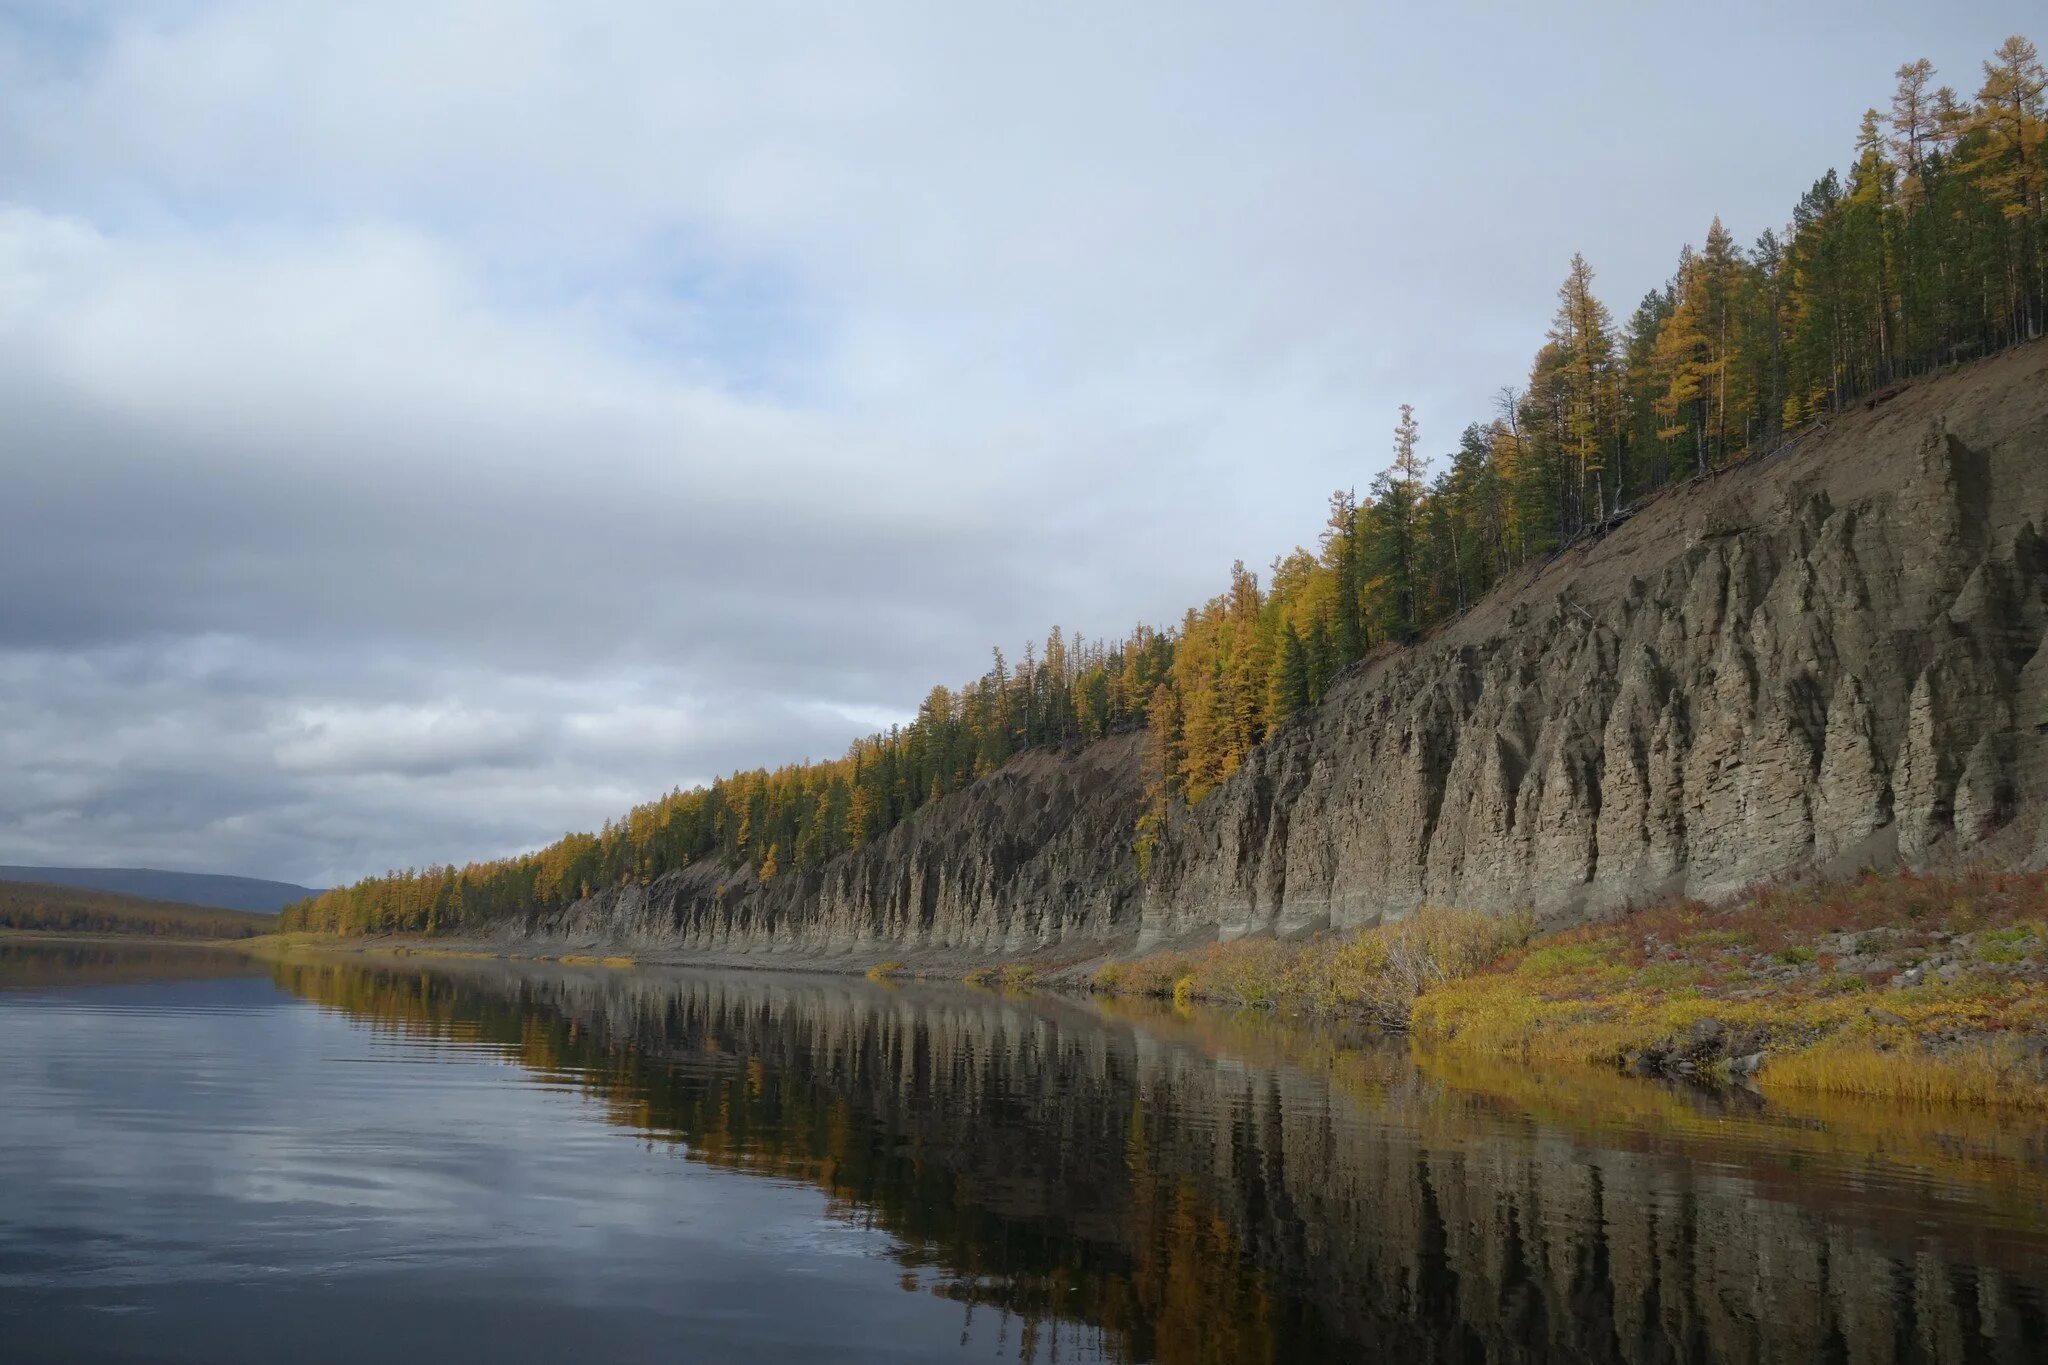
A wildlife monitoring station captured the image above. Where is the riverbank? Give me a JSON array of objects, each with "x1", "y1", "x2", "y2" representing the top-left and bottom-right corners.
[
  {"x1": 1084, "y1": 870, "x2": 2048, "y2": 1109},
  {"x1": 236, "y1": 869, "x2": 2048, "y2": 1110},
  {"x1": 232, "y1": 927, "x2": 1111, "y2": 982}
]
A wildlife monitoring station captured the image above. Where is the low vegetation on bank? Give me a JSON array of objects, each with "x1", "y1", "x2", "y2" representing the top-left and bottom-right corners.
[
  {"x1": 963, "y1": 962, "x2": 1039, "y2": 990},
  {"x1": 1090, "y1": 871, "x2": 2048, "y2": 1109},
  {"x1": 1094, "y1": 907, "x2": 1525, "y2": 1026}
]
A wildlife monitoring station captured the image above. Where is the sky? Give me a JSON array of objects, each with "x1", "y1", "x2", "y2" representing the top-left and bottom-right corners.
[{"x1": 0, "y1": 2, "x2": 2037, "y2": 888}]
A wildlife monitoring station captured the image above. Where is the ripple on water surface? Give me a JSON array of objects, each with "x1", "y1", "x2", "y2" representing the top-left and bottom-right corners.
[{"x1": 1, "y1": 941, "x2": 2044, "y2": 1363}]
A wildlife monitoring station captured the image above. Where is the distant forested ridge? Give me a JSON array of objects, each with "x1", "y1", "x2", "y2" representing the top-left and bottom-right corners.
[
  {"x1": 284, "y1": 38, "x2": 2048, "y2": 938},
  {"x1": 0, "y1": 881, "x2": 275, "y2": 939},
  {"x1": 0, "y1": 866, "x2": 318, "y2": 914}
]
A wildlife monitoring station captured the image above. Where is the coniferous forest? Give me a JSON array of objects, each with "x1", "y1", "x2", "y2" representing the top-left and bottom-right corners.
[
  {"x1": 0, "y1": 882, "x2": 274, "y2": 940},
  {"x1": 283, "y1": 38, "x2": 2047, "y2": 936}
]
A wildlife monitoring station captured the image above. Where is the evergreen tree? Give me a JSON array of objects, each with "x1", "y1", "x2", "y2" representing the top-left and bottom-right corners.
[
  {"x1": 1305, "y1": 613, "x2": 1334, "y2": 701},
  {"x1": 1549, "y1": 253, "x2": 1621, "y2": 522},
  {"x1": 1370, "y1": 405, "x2": 1426, "y2": 642},
  {"x1": 1962, "y1": 36, "x2": 2047, "y2": 341},
  {"x1": 1271, "y1": 622, "x2": 1311, "y2": 722},
  {"x1": 1321, "y1": 489, "x2": 1365, "y2": 665}
]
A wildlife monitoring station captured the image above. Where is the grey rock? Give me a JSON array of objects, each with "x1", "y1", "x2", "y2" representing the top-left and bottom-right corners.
[
  {"x1": 527, "y1": 344, "x2": 2048, "y2": 961},
  {"x1": 1141, "y1": 344, "x2": 2048, "y2": 946}
]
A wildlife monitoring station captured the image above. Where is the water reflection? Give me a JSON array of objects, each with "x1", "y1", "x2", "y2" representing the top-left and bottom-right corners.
[
  {"x1": 3, "y1": 941, "x2": 2044, "y2": 1362},
  {"x1": 0, "y1": 938, "x2": 266, "y2": 991},
  {"x1": 262, "y1": 952, "x2": 2046, "y2": 1364}
]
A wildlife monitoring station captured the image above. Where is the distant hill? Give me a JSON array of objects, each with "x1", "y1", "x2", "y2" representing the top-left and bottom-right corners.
[
  {"x1": 0, "y1": 881, "x2": 275, "y2": 940},
  {"x1": 0, "y1": 867, "x2": 316, "y2": 914}
]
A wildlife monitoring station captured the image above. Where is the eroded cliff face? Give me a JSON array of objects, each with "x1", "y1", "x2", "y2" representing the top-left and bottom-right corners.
[
  {"x1": 529, "y1": 342, "x2": 2048, "y2": 958},
  {"x1": 1145, "y1": 342, "x2": 2048, "y2": 944},
  {"x1": 521, "y1": 736, "x2": 1149, "y2": 957}
]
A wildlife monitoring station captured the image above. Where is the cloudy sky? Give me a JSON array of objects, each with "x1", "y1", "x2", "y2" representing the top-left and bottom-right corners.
[{"x1": 1, "y1": 2, "x2": 2034, "y2": 887}]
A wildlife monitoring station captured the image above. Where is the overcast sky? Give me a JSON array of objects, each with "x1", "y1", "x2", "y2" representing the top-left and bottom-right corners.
[{"x1": 1, "y1": 2, "x2": 2035, "y2": 887}]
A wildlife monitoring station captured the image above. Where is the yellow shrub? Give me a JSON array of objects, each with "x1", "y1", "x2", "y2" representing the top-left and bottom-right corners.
[
  {"x1": 1095, "y1": 907, "x2": 1525, "y2": 1026},
  {"x1": 1760, "y1": 1039, "x2": 2048, "y2": 1109}
]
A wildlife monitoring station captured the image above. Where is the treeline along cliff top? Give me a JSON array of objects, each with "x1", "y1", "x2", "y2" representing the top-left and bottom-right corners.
[{"x1": 283, "y1": 37, "x2": 2048, "y2": 937}]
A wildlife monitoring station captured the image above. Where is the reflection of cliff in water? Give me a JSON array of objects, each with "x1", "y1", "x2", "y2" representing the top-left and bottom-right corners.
[{"x1": 275, "y1": 956, "x2": 2048, "y2": 1364}]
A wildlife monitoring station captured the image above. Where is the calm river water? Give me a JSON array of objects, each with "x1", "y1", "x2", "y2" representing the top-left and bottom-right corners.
[{"x1": 1, "y1": 940, "x2": 2044, "y2": 1363}]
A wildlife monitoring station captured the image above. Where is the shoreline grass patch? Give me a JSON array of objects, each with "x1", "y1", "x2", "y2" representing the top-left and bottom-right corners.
[
  {"x1": 1092, "y1": 870, "x2": 2048, "y2": 1111},
  {"x1": 1408, "y1": 870, "x2": 2048, "y2": 1109},
  {"x1": 1091, "y1": 907, "x2": 1527, "y2": 1027}
]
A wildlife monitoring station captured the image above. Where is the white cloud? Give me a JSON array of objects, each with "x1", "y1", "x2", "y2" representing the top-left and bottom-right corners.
[
  {"x1": 271, "y1": 702, "x2": 542, "y2": 777},
  {"x1": 0, "y1": 1, "x2": 2034, "y2": 881}
]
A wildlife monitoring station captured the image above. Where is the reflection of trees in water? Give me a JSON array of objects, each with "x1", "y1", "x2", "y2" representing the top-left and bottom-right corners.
[
  {"x1": 0, "y1": 940, "x2": 265, "y2": 990},
  {"x1": 274, "y1": 957, "x2": 2048, "y2": 1364}
]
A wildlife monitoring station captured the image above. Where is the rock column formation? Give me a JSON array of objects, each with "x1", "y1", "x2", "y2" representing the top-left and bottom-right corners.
[
  {"x1": 1144, "y1": 343, "x2": 2048, "y2": 944},
  {"x1": 530, "y1": 343, "x2": 2048, "y2": 957}
]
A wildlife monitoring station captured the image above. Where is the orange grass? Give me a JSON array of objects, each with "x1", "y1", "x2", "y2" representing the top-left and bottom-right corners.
[
  {"x1": 1096, "y1": 870, "x2": 2048, "y2": 1110},
  {"x1": 1093, "y1": 907, "x2": 1526, "y2": 1026},
  {"x1": 1409, "y1": 870, "x2": 2048, "y2": 1109}
]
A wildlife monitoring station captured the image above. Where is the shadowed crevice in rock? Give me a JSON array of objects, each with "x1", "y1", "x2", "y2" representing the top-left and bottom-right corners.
[
  {"x1": 1144, "y1": 343, "x2": 2048, "y2": 945},
  {"x1": 519, "y1": 342, "x2": 2048, "y2": 960}
]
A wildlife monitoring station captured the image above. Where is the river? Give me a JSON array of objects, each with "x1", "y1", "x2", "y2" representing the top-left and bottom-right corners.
[{"x1": 1, "y1": 939, "x2": 2043, "y2": 1362}]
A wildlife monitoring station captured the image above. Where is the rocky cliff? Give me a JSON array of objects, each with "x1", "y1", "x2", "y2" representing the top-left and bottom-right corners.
[
  {"x1": 1146, "y1": 341, "x2": 2048, "y2": 945},
  {"x1": 518, "y1": 735, "x2": 1150, "y2": 957},
  {"x1": 525, "y1": 341, "x2": 2048, "y2": 959}
]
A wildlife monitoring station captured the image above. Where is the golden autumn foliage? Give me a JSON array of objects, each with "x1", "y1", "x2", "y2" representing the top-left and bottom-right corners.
[{"x1": 288, "y1": 37, "x2": 2046, "y2": 942}]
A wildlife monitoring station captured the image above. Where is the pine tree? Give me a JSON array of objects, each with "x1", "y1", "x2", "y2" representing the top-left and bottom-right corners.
[
  {"x1": 1844, "y1": 108, "x2": 1901, "y2": 386},
  {"x1": 1734, "y1": 229, "x2": 1790, "y2": 453},
  {"x1": 1892, "y1": 59, "x2": 1941, "y2": 199},
  {"x1": 1305, "y1": 613, "x2": 1334, "y2": 701},
  {"x1": 1549, "y1": 253, "x2": 1621, "y2": 523},
  {"x1": 1651, "y1": 221, "x2": 1748, "y2": 473},
  {"x1": 1963, "y1": 35, "x2": 2047, "y2": 341},
  {"x1": 1321, "y1": 489, "x2": 1365, "y2": 665},
  {"x1": 1366, "y1": 405, "x2": 1427, "y2": 641},
  {"x1": 1270, "y1": 621, "x2": 1311, "y2": 722},
  {"x1": 1144, "y1": 680, "x2": 1184, "y2": 798}
]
